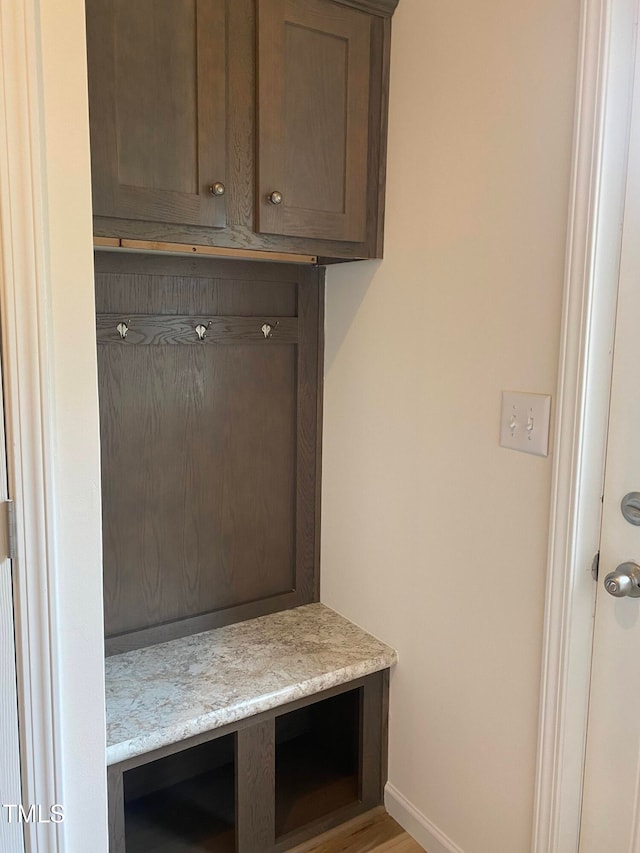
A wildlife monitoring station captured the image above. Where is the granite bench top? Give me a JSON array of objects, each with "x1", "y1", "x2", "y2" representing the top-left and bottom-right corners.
[{"x1": 105, "y1": 603, "x2": 397, "y2": 765}]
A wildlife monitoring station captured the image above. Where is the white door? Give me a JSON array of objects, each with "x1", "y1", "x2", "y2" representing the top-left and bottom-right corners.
[
  {"x1": 579, "y1": 17, "x2": 640, "y2": 852},
  {"x1": 0, "y1": 346, "x2": 25, "y2": 853}
]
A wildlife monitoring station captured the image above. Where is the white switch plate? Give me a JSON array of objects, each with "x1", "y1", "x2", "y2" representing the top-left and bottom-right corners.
[{"x1": 500, "y1": 391, "x2": 551, "y2": 457}]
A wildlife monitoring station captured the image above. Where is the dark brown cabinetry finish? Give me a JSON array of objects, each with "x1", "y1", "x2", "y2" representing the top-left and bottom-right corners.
[
  {"x1": 87, "y1": 0, "x2": 227, "y2": 228},
  {"x1": 107, "y1": 671, "x2": 389, "y2": 853},
  {"x1": 87, "y1": 0, "x2": 398, "y2": 261},
  {"x1": 95, "y1": 252, "x2": 323, "y2": 654},
  {"x1": 257, "y1": 0, "x2": 371, "y2": 243}
]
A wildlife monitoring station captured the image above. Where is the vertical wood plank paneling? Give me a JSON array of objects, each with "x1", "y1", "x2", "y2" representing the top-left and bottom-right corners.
[{"x1": 236, "y1": 721, "x2": 276, "y2": 853}]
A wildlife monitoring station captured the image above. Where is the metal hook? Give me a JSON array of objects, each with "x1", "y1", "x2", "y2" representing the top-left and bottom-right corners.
[
  {"x1": 117, "y1": 321, "x2": 129, "y2": 340},
  {"x1": 261, "y1": 321, "x2": 279, "y2": 339},
  {"x1": 195, "y1": 323, "x2": 210, "y2": 341}
]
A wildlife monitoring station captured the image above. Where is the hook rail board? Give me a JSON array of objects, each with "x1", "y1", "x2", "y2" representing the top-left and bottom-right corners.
[{"x1": 96, "y1": 314, "x2": 299, "y2": 346}]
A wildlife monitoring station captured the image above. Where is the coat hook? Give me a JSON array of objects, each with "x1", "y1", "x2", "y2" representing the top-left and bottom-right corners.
[
  {"x1": 117, "y1": 321, "x2": 129, "y2": 340},
  {"x1": 261, "y1": 321, "x2": 279, "y2": 339},
  {"x1": 195, "y1": 323, "x2": 209, "y2": 341}
]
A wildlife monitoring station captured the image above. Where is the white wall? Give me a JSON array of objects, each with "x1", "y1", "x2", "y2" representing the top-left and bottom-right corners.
[{"x1": 321, "y1": 2, "x2": 580, "y2": 852}]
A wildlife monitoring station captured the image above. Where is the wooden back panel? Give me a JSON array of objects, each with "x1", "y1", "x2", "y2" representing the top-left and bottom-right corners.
[{"x1": 95, "y1": 253, "x2": 323, "y2": 652}]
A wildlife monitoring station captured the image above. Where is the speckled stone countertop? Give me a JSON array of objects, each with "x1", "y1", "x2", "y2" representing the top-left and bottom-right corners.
[{"x1": 105, "y1": 603, "x2": 397, "y2": 765}]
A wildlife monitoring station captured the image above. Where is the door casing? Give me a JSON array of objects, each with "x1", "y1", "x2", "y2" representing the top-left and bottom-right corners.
[
  {"x1": 0, "y1": 358, "x2": 24, "y2": 853},
  {"x1": 532, "y1": 1, "x2": 640, "y2": 851},
  {"x1": 0, "y1": 0, "x2": 108, "y2": 851}
]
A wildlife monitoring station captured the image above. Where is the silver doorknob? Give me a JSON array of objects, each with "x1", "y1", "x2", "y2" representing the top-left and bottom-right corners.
[
  {"x1": 209, "y1": 182, "x2": 225, "y2": 196},
  {"x1": 268, "y1": 190, "x2": 283, "y2": 205},
  {"x1": 604, "y1": 562, "x2": 640, "y2": 598}
]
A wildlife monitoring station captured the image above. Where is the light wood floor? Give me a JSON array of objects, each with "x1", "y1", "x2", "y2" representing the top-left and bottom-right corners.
[{"x1": 291, "y1": 808, "x2": 425, "y2": 853}]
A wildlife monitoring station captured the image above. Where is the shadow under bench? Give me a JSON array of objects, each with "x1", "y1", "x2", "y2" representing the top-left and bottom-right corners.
[{"x1": 106, "y1": 603, "x2": 397, "y2": 853}]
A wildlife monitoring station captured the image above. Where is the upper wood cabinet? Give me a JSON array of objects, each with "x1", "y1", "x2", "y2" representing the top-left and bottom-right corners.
[
  {"x1": 87, "y1": 0, "x2": 228, "y2": 228},
  {"x1": 256, "y1": 0, "x2": 371, "y2": 243},
  {"x1": 86, "y1": 0, "x2": 399, "y2": 261}
]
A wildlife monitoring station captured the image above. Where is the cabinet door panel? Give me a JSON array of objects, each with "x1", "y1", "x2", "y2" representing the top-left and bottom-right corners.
[
  {"x1": 87, "y1": 0, "x2": 227, "y2": 228},
  {"x1": 257, "y1": 0, "x2": 371, "y2": 243}
]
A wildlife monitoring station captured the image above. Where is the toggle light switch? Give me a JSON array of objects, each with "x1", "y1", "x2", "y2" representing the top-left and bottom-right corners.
[{"x1": 499, "y1": 391, "x2": 551, "y2": 457}]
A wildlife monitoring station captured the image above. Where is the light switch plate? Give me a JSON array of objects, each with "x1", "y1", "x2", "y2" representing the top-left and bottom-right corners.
[{"x1": 500, "y1": 391, "x2": 551, "y2": 457}]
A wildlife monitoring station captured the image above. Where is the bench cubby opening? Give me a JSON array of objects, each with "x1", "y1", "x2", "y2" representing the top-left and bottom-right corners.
[
  {"x1": 274, "y1": 687, "x2": 362, "y2": 838},
  {"x1": 121, "y1": 734, "x2": 236, "y2": 853}
]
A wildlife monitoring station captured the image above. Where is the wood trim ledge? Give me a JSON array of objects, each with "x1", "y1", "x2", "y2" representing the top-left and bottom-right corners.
[
  {"x1": 336, "y1": 0, "x2": 399, "y2": 17},
  {"x1": 94, "y1": 237, "x2": 317, "y2": 264}
]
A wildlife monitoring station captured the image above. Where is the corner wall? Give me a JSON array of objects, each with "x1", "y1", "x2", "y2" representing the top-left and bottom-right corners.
[{"x1": 321, "y1": 2, "x2": 580, "y2": 851}]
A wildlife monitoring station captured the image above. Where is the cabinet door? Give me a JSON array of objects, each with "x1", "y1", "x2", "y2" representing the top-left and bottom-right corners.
[
  {"x1": 257, "y1": 0, "x2": 371, "y2": 243},
  {"x1": 86, "y1": 0, "x2": 227, "y2": 228}
]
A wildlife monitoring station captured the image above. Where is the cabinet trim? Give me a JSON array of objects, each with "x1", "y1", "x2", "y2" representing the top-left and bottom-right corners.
[
  {"x1": 334, "y1": 0, "x2": 399, "y2": 16},
  {"x1": 94, "y1": 216, "x2": 371, "y2": 260},
  {"x1": 93, "y1": 237, "x2": 318, "y2": 264},
  {"x1": 94, "y1": 236, "x2": 120, "y2": 248}
]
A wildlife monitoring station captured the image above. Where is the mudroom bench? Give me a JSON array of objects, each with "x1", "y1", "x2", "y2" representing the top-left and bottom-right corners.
[{"x1": 105, "y1": 603, "x2": 397, "y2": 853}]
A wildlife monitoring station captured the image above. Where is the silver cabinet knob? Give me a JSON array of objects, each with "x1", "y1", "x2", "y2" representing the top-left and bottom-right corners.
[
  {"x1": 268, "y1": 190, "x2": 283, "y2": 205},
  {"x1": 604, "y1": 562, "x2": 640, "y2": 598},
  {"x1": 209, "y1": 182, "x2": 225, "y2": 196}
]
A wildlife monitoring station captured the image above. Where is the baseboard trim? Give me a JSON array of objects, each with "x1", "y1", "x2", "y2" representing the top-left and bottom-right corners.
[{"x1": 384, "y1": 783, "x2": 465, "y2": 853}]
